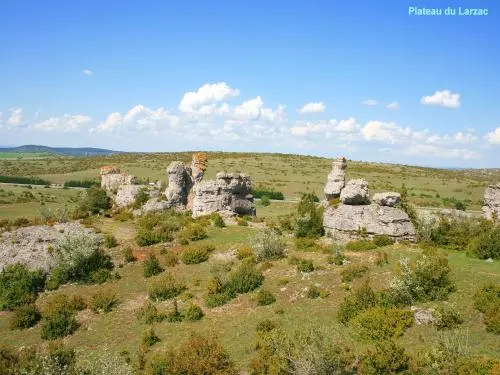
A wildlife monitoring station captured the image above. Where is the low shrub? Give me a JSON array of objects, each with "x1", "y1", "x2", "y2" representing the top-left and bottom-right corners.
[
  {"x1": 90, "y1": 268, "x2": 112, "y2": 284},
  {"x1": 338, "y1": 282, "x2": 378, "y2": 324},
  {"x1": 41, "y1": 295, "x2": 81, "y2": 340},
  {"x1": 149, "y1": 273, "x2": 186, "y2": 301},
  {"x1": 113, "y1": 210, "x2": 134, "y2": 222},
  {"x1": 181, "y1": 244, "x2": 214, "y2": 264},
  {"x1": 255, "y1": 319, "x2": 278, "y2": 333},
  {"x1": 136, "y1": 301, "x2": 165, "y2": 324},
  {"x1": 474, "y1": 283, "x2": 500, "y2": 334},
  {"x1": 252, "y1": 189, "x2": 284, "y2": 200},
  {"x1": 0, "y1": 263, "x2": 45, "y2": 310},
  {"x1": 183, "y1": 303, "x2": 204, "y2": 321},
  {"x1": 236, "y1": 245, "x2": 254, "y2": 260},
  {"x1": 294, "y1": 193, "x2": 324, "y2": 238},
  {"x1": 434, "y1": 305, "x2": 463, "y2": 330},
  {"x1": 142, "y1": 327, "x2": 161, "y2": 347},
  {"x1": 297, "y1": 259, "x2": 314, "y2": 273},
  {"x1": 162, "y1": 251, "x2": 179, "y2": 267},
  {"x1": 345, "y1": 240, "x2": 377, "y2": 252},
  {"x1": 468, "y1": 226, "x2": 500, "y2": 259},
  {"x1": 351, "y1": 307, "x2": 414, "y2": 341},
  {"x1": 256, "y1": 289, "x2": 276, "y2": 306},
  {"x1": 104, "y1": 233, "x2": 118, "y2": 248},
  {"x1": 143, "y1": 254, "x2": 164, "y2": 278},
  {"x1": 251, "y1": 229, "x2": 286, "y2": 261},
  {"x1": 374, "y1": 251, "x2": 389, "y2": 266},
  {"x1": 211, "y1": 213, "x2": 226, "y2": 228},
  {"x1": 341, "y1": 263, "x2": 369, "y2": 282},
  {"x1": 133, "y1": 188, "x2": 149, "y2": 209},
  {"x1": 260, "y1": 195, "x2": 271, "y2": 206},
  {"x1": 372, "y1": 235, "x2": 395, "y2": 247},
  {"x1": 135, "y1": 211, "x2": 186, "y2": 246},
  {"x1": 205, "y1": 291, "x2": 235, "y2": 308},
  {"x1": 228, "y1": 262, "x2": 264, "y2": 294},
  {"x1": 10, "y1": 303, "x2": 41, "y2": 329},
  {"x1": 236, "y1": 217, "x2": 248, "y2": 226},
  {"x1": 294, "y1": 237, "x2": 316, "y2": 251},
  {"x1": 307, "y1": 285, "x2": 321, "y2": 299},
  {"x1": 78, "y1": 186, "x2": 111, "y2": 215},
  {"x1": 90, "y1": 290, "x2": 118, "y2": 313},
  {"x1": 123, "y1": 246, "x2": 137, "y2": 263},
  {"x1": 178, "y1": 224, "x2": 207, "y2": 244},
  {"x1": 359, "y1": 340, "x2": 410, "y2": 375}
]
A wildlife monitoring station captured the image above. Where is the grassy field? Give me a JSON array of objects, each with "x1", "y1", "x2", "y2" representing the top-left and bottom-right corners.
[{"x1": 0, "y1": 152, "x2": 56, "y2": 159}]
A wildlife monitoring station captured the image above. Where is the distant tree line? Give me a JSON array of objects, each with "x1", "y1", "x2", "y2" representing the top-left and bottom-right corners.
[
  {"x1": 0, "y1": 175, "x2": 50, "y2": 185},
  {"x1": 252, "y1": 189, "x2": 284, "y2": 200},
  {"x1": 63, "y1": 179, "x2": 100, "y2": 188}
]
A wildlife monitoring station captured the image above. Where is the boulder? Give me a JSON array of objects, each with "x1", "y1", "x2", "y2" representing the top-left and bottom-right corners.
[
  {"x1": 340, "y1": 179, "x2": 370, "y2": 205},
  {"x1": 164, "y1": 161, "x2": 194, "y2": 208},
  {"x1": 115, "y1": 185, "x2": 143, "y2": 208},
  {"x1": 139, "y1": 198, "x2": 171, "y2": 214},
  {"x1": 324, "y1": 157, "x2": 347, "y2": 200},
  {"x1": 323, "y1": 203, "x2": 416, "y2": 241},
  {"x1": 373, "y1": 192, "x2": 401, "y2": 207},
  {"x1": 483, "y1": 183, "x2": 500, "y2": 220}
]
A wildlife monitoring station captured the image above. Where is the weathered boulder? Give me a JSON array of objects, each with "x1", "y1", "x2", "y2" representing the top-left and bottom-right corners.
[
  {"x1": 191, "y1": 152, "x2": 208, "y2": 183},
  {"x1": 0, "y1": 223, "x2": 101, "y2": 273},
  {"x1": 340, "y1": 179, "x2": 370, "y2": 205},
  {"x1": 323, "y1": 204, "x2": 416, "y2": 241},
  {"x1": 483, "y1": 183, "x2": 500, "y2": 220},
  {"x1": 164, "y1": 161, "x2": 194, "y2": 209},
  {"x1": 100, "y1": 166, "x2": 138, "y2": 192},
  {"x1": 139, "y1": 197, "x2": 171, "y2": 214},
  {"x1": 192, "y1": 173, "x2": 255, "y2": 218},
  {"x1": 115, "y1": 185, "x2": 143, "y2": 208},
  {"x1": 372, "y1": 192, "x2": 401, "y2": 207},
  {"x1": 324, "y1": 157, "x2": 347, "y2": 200}
]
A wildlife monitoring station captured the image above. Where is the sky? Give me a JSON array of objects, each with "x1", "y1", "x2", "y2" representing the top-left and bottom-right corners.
[{"x1": 0, "y1": 0, "x2": 499, "y2": 167}]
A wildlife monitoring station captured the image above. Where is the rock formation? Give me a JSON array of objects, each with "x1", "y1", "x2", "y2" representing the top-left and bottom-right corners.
[
  {"x1": 100, "y1": 166, "x2": 138, "y2": 192},
  {"x1": 483, "y1": 183, "x2": 500, "y2": 220},
  {"x1": 324, "y1": 157, "x2": 347, "y2": 200},
  {"x1": 192, "y1": 172, "x2": 255, "y2": 218},
  {"x1": 115, "y1": 185, "x2": 143, "y2": 208},
  {"x1": 164, "y1": 161, "x2": 195, "y2": 209},
  {"x1": 323, "y1": 159, "x2": 416, "y2": 241}
]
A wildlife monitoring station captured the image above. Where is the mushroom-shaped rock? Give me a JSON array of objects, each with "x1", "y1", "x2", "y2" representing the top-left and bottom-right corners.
[
  {"x1": 324, "y1": 157, "x2": 347, "y2": 200},
  {"x1": 373, "y1": 192, "x2": 401, "y2": 207}
]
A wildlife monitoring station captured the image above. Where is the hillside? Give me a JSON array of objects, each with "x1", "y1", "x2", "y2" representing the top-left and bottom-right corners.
[{"x1": 0, "y1": 145, "x2": 122, "y2": 157}]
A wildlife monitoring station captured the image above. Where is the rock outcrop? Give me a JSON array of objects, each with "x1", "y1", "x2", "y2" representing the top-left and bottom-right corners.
[
  {"x1": 483, "y1": 183, "x2": 500, "y2": 220},
  {"x1": 164, "y1": 161, "x2": 194, "y2": 209},
  {"x1": 323, "y1": 158, "x2": 416, "y2": 241},
  {"x1": 192, "y1": 172, "x2": 255, "y2": 218},
  {"x1": 100, "y1": 166, "x2": 138, "y2": 192},
  {"x1": 324, "y1": 157, "x2": 347, "y2": 200},
  {"x1": 115, "y1": 185, "x2": 143, "y2": 208}
]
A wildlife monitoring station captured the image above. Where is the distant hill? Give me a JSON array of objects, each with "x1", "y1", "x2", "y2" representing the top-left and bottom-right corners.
[{"x1": 0, "y1": 145, "x2": 123, "y2": 156}]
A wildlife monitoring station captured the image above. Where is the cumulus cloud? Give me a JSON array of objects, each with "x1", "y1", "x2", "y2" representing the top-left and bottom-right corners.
[
  {"x1": 407, "y1": 144, "x2": 480, "y2": 160},
  {"x1": 298, "y1": 102, "x2": 325, "y2": 114},
  {"x1": 82, "y1": 69, "x2": 93, "y2": 76},
  {"x1": 34, "y1": 114, "x2": 91, "y2": 132},
  {"x1": 487, "y1": 127, "x2": 500, "y2": 144},
  {"x1": 386, "y1": 101, "x2": 400, "y2": 110},
  {"x1": 361, "y1": 121, "x2": 413, "y2": 143},
  {"x1": 178, "y1": 82, "x2": 240, "y2": 113},
  {"x1": 7, "y1": 108, "x2": 23, "y2": 126},
  {"x1": 426, "y1": 131, "x2": 478, "y2": 145},
  {"x1": 290, "y1": 118, "x2": 359, "y2": 136},
  {"x1": 362, "y1": 99, "x2": 378, "y2": 106},
  {"x1": 420, "y1": 90, "x2": 461, "y2": 109}
]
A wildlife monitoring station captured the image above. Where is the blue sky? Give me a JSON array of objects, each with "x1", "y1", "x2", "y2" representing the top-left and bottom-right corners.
[{"x1": 1, "y1": 0, "x2": 499, "y2": 167}]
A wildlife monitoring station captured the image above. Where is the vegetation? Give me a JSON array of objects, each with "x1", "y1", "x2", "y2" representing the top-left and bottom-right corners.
[
  {"x1": 63, "y1": 179, "x2": 99, "y2": 188},
  {"x1": 0, "y1": 263, "x2": 45, "y2": 310},
  {"x1": 40, "y1": 294, "x2": 82, "y2": 340},
  {"x1": 256, "y1": 289, "x2": 276, "y2": 306},
  {"x1": 148, "y1": 273, "x2": 186, "y2": 301},
  {"x1": 474, "y1": 284, "x2": 500, "y2": 334},
  {"x1": 294, "y1": 193, "x2": 324, "y2": 238},
  {"x1": 181, "y1": 244, "x2": 214, "y2": 264},
  {"x1": 143, "y1": 254, "x2": 164, "y2": 278},
  {"x1": 251, "y1": 188, "x2": 284, "y2": 200},
  {"x1": 9, "y1": 303, "x2": 41, "y2": 329},
  {"x1": 251, "y1": 228, "x2": 286, "y2": 261},
  {"x1": 90, "y1": 290, "x2": 119, "y2": 313},
  {"x1": 0, "y1": 175, "x2": 50, "y2": 185}
]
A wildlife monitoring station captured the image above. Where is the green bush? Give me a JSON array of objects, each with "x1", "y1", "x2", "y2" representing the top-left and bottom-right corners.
[
  {"x1": 228, "y1": 262, "x2": 264, "y2": 294},
  {"x1": 236, "y1": 217, "x2": 249, "y2": 226},
  {"x1": 136, "y1": 301, "x2": 165, "y2": 324},
  {"x1": 149, "y1": 273, "x2": 186, "y2": 301},
  {"x1": 183, "y1": 303, "x2": 204, "y2": 321},
  {"x1": 252, "y1": 189, "x2": 284, "y2": 200},
  {"x1": 90, "y1": 290, "x2": 118, "y2": 313},
  {"x1": 434, "y1": 305, "x2": 463, "y2": 330},
  {"x1": 294, "y1": 193, "x2": 324, "y2": 238},
  {"x1": 429, "y1": 214, "x2": 492, "y2": 250},
  {"x1": 143, "y1": 254, "x2": 164, "y2": 278},
  {"x1": 78, "y1": 186, "x2": 111, "y2": 214},
  {"x1": 351, "y1": 307, "x2": 414, "y2": 341},
  {"x1": 211, "y1": 213, "x2": 226, "y2": 228},
  {"x1": 338, "y1": 282, "x2": 378, "y2": 324},
  {"x1": 0, "y1": 263, "x2": 45, "y2": 310},
  {"x1": 178, "y1": 224, "x2": 207, "y2": 244},
  {"x1": 104, "y1": 233, "x2": 118, "y2": 248},
  {"x1": 113, "y1": 210, "x2": 134, "y2": 222},
  {"x1": 256, "y1": 289, "x2": 276, "y2": 306},
  {"x1": 260, "y1": 195, "x2": 271, "y2": 206},
  {"x1": 341, "y1": 263, "x2": 369, "y2": 282},
  {"x1": 345, "y1": 240, "x2": 377, "y2": 252},
  {"x1": 41, "y1": 295, "x2": 80, "y2": 340},
  {"x1": 181, "y1": 244, "x2": 214, "y2": 264},
  {"x1": 90, "y1": 268, "x2": 112, "y2": 284},
  {"x1": 307, "y1": 285, "x2": 321, "y2": 299},
  {"x1": 374, "y1": 251, "x2": 389, "y2": 267},
  {"x1": 359, "y1": 340, "x2": 410, "y2": 375},
  {"x1": 297, "y1": 259, "x2": 314, "y2": 273},
  {"x1": 142, "y1": 327, "x2": 161, "y2": 347},
  {"x1": 255, "y1": 319, "x2": 278, "y2": 333},
  {"x1": 205, "y1": 290, "x2": 235, "y2": 308},
  {"x1": 162, "y1": 251, "x2": 179, "y2": 267},
  {"x1": 468, "y1": 226, "x2": 500, "y2": 259},
  {"x1": 372, "y1": 235, "x2": 395, "y2": 247},
  {"x1": 134, "y1": 188, "x2": 149, "y2": 208},
  {"x1": 136, "y1": 211, "x2": 186, "y2": 246},
  {"x1": 474, "y1": 284, "x2": 500, "y2": 334},
  {"x1": 9, "y1": 303, "x2": 41, "y2": 329},
  {"x1": 123, "y1": 246, "x2": 137, "y2": 263},
  {"x1": 251, "y1": 229, "x2": 286, "y2": 261},
  {"x1": 236, "y1": 245, "x2": 254, "y2": 260}
]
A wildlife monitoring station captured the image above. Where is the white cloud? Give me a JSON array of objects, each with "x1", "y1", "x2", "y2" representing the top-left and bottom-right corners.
[
  {"x1": 178, "y1": 82, "x2": 240, "y2": 113},
  {"x1": 361, "y1": 121, "x2": 413, "y2": 143},
  {"x1": 298, "y1": 102, "x2": 325, "y2": 114},
  {"x1": 425, "y1": 131, "x2": 478, "y2": 145},
  {"x1": 82, "y1": 69, "x2": 93, "y2": 76},
  {"x1": 34, "y1": 114, "x2": 91, "y2": 132},
  {"x1": 291, "y1": 117, "x2": 359, "y2": 136},
  {"x1": 420, "y1": 90, "x2": 461, "y2": 109},
  {"x1": 386, "y1": 101, "x2": 400, "y2": 110},
  {"x1": 487, "y1": 127, "x2": 500, "y2": 144},
  {"x1": 7, "y1": 108, "x2": 23, "y2": 126},
  {"x1": 407, "y1": 144, "x2": 480, "y2": 160},
  {"x1": 362, "y1": 99, "x2": 378, "y2": 106}
]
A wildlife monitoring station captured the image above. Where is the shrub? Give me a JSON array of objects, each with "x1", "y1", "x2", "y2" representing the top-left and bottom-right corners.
[
  {"x1": 163, "y1": 251, "x2": 179, "y2": 267},
  {"x1": 236, "y1": 217, "x2": 248, "y2": 226},
  {"x1": 211, "y1": 213, "x2": 226, "y2": 228},
  {"x1": 104, "y1": 233, "x2": 118, "y2": 248},
  {"x1": 474, "y1": 283, "x2": 500, "y2": 334},
  {"x1": 345, "y1": 239, "x2": 377, "y2": 252},
  {"x1": 374, "y1": 251, "x2": 389, "y2": 266},
  {"x1": 338, "y1": 282, "x2": 378, "y2": 324},
  {"x1": 359, "y1": 340, "x2": 410, "y2": 375},
  {"x1": 183, "y1": 304, "x2": 204, "y2": 321},
  {"x1": 297, "y1": 259, "x2": 314, "y2": 273},
  {"x1": 294, "y1": 237, "x2": 316, "y2": 252},
  {"x1": 341, "y1": 263, "x2": 369, "y2": 282},
  {"x1": 260, "y1": 195, "x2": 271, "y2": 206},
  {"x1": 351, "y1": 307, "x2": 414, "y2": 341},
  {"x1": 136, "y1": 301, "x2": 165, "y2": 324},
  {"x1": 142, "y1": 327, "x2": 161, "y2": 347},
  {"x1": 149, "y1": 335, "x2": 237, "y2": 375},
  {"x1": 252, "y1": 189, "x2": 284, "y2": 200},
  {"x1": 136, "y1": 211, "x2": 185, "y2": 246},
  {"x1": 228, "y1": 262, "x2": 264, "y2": 294},
  {"x1": 143, "y1": 254, "x2": 164, "y2": 278},
  {"x1": 149, "y1": 273, "x2": 186, "y2": 301},
  {"x1": 205, "y1": 291, "x2": 235, "y2": 308},
  {"x1": 256, "y1": 319, "x2": 278, "y2": 333},
  {"x1": 236, "y1": 245, "x2": 254, "y2": 260},
  {"x1": 0, "y1": 263, "x2": 45, "y2": 310},
  {"x1": 134, "y1": 188, "x2": 149, "y2": 208},
  {"x1": 10, "y1": 303, "x2": 41, "y2": 329},
  {"x1": 468, "y1": 226, "x2": 500, "y2": 259},
  {"x1": 41, "y1": 295, "x2": 80, "y2": 340},
  {"x1": 79, "y1": 186, "x2": 111, "y2": 214},
  {"x1": 178, "y1": 224, "x2": 207, "y2": 244},
  {"x1": 257, "y1": 289, "x2": 276, "y2": 306},
  {"x1": 251, "y1": 229, "x2": 286, "y2": 261},
  {"x1": 388, "y1": 251, "x2": 455, "y2": 305},
  {"x1": 90, "y1": 290, "x2": 118, "y2": 313},
  {"x1": 181, "y1": 244, "x2": 213, "y2": 264},
  {"x1": 429, "y1": 214, "x2": 492, "y2": 250},
  {"x1": 434, "y1": 305, "x2": 463, "y2": 330},
  {"x1": 372, "y1": 235, "x2": 395, "y2": 247},
  {"x1": 113, "y1": 210, "x2": 134, "y2": 222},
  {"x1": 307, "y1": 285, "x2": 321, "y2": 299},
  {"x1": 294, "y1": 193, "x2": 324, "y2": 238},
  {"x1": 123, "y1": 246, "x2": 137, "y2": 263}
]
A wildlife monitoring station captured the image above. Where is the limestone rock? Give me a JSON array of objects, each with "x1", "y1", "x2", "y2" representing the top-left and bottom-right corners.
[
  {"x1": 340, "y1": 179, "x2": 370, "y2": 205},
  {"x1": 373, "y1": 192, "x2": 401, "y2": 207},
  {"x1": 164, "y1": 161, "x2": 194, "y2": 208},
  {"x1": 324, "y1": 157, "x2": 347, "y2": 200},
  {"x1": 115, "y1": 185, "x2": 143, "y2": 208},
  {"x1": 191, "y1": 152, "x2": 208, "y2": 183},
  {"x1": 100, "y1": 165, "x2": 138, "y2": 192},
  {"x1": 140, "y1": 198, "x2": 171, "y2": 214},
  {"x1": 483, "y1": 183, "x2": 500, "y2": 220},
  {"x1": 411, "y1": 306, "x2": 436, "y2": 325},
  {"x1": 323, "y1": 203, "x2": 416, "y2": 241}
]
